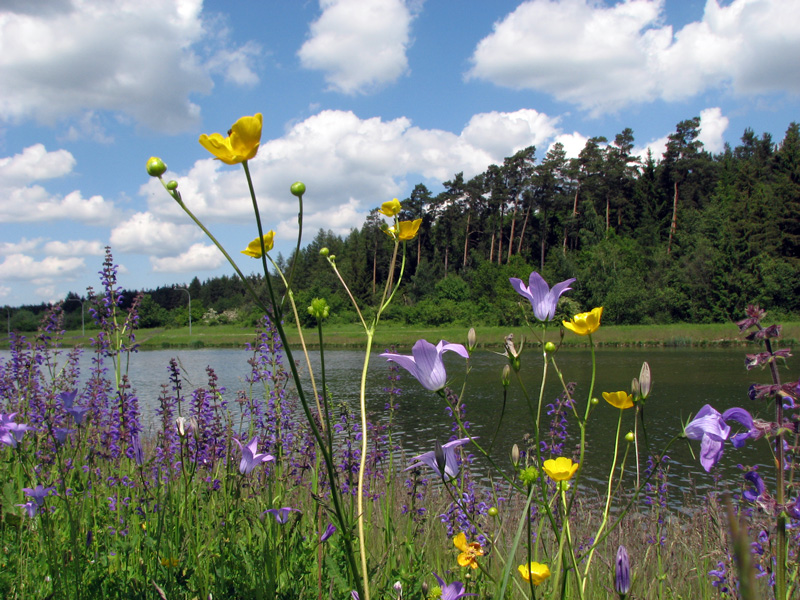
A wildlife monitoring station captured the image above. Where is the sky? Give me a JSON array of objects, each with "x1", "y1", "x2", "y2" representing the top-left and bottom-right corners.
[{"x1": 0, "y1": 0, "x2": 798, "y2": 307}]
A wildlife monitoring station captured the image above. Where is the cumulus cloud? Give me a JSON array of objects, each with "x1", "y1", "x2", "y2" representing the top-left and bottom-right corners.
[
  {"x1": 0, "y1": 253, "x2": 85, "y2": 281},
  {"x1": 467, "y1": 0, "x2": 800, "y2": 115},
  {"x1": 697, "y1": 107, "x2": 729, "y2": 154},
  {"x1": 298, "y1": 0, "x2": 416, "y2": 94},
  {"x1": 43, "y1": 240, "x2": 106, "y2": 257},
  {"x1": 142, "y1": 108, "x2": 562, "y2": 238},
  {"x1": 0, "y1": 144, "x2": 75, "y2": 186},
  {"x1": 0, "y1": 0, "x2": 260, "y2": 132},
  {"x1": 150, "y1": 243, "x2": 226, "y2": 273},
  {"x1": 0, "y1": 238, "x2": 43, "y2": 256},
  {"x1": 110, "y1": 212, "x2": 201, "y2": 257}
]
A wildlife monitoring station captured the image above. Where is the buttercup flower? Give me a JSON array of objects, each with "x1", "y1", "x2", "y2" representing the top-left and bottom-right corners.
[
  {"x1": 381, "y1": 339, "x2": 469, "y2": 392},
  {"x1": 379, "y1": 198, "x2": 402, "y2": 217},
  {"x1": 563, "y1": 307, "x2": 603, "y2": 335},
  {"x1": 543, "y1": 456, "x2": 579, "y2": 481},
  {"x1": 453, "y1": 532, "x2": 483, "y2": 569},
  {"x1": 199, "y1": 113, "x2": 262, "y2": 164},
  {"x1": 510, "y1": 272, "x2": 575, "y2": 321},
  {"x1": 385, "y1": 218, "x2": 422, "y2": 241},
  {"x1": 234, "y1": 435, "x2": 275, "y2": 475},
  {"x1": 518, "y1": 562, "x2": 551, "y2": 586},
  {"x1": 432, "y1": 572, "x2": 476, "y2": 600},
  {"x1": 241, "y1": 231, "x2": 275, "y2": 258},
  {"x1": 405, "y1": 437, "x2": 473, "y2": 480},
  {"x1": 603, "y1": 391, "x2": 634, "y2": 410}
]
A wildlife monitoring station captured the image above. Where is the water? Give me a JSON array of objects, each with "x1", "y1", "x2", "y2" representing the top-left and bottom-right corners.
[{"x1": 1, "y1": 345, "x2": 787, "y2": 498}]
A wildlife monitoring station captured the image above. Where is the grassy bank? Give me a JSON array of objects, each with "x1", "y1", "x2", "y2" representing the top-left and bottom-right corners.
[{"x1": 3, "y1": 320, "x2": 798, "y2": 350}]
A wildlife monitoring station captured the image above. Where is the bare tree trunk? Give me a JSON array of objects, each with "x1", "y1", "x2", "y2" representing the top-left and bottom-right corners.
[
  {"x1": 372, "y1": 239, "x2": 377, "y2": 295},
  {"x1": 463, "y1": 212, "x2": 471, "y2": 268},
  {"x1": 517, "y1": 203, "x2": 531, "y2": 254},
  {"x1": 507, "y1": 202, "x2": 518, "y2": 263},
  {"x1": 605, "y1": 195, "x2": 610, "y2": 232},
  {"x1": 563, "y1": 186, "x2": 579, "y2": 253},
  {"x1": 667, "y1": 181, "x2": 678, "y2": 254},
  {"x1": 497, "y1": 205, "x2": 505, "y2": 265},
  {"x1": 444, "y1": 246, "x2": 449, "y2": 277},
  {"x1": 489, "y1": 229, "x2": 495, "y2": 262},
  {"x1": 417, "y1": 234, "x2": 421, "y2": 268},
  {"x1": 539, "y1": 208, "x2": 547, "y2": 271}
]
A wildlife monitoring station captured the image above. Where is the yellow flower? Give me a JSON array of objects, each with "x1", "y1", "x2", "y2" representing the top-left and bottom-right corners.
[
  {"x1": 160, "y1": 557, "x2": 180, "y2": 568},
  {"x1": 453, "y1": 532, "x2": 483, "y2": 569},
  {"x1": 518, "y1": 562, "x2": 551, "y2": 585},
  {"x1": 543, "y1": 456, "x2": 579, "y2": 482},
  {"x1": 562, "y1": 306, "x2": 603, "y2": 335},
  {"x1": 199, "y1": 113, "x2": 262, "y2": 165},
  {"x1": 396, "y1": 218, "x2": 422, "y2": 241},
  {"x1": 379, "y1": 198, "x2": 402, "y2": 217},
  {"x1": 603, "y1": 390, "x2": 634, "y2": 410},
  {"x1": 241, "y1": 231, "x2": 275, "y2": 258}
]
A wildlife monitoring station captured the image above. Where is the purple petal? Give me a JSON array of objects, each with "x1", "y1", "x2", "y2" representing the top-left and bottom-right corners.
[
  {"x1": 699, "y1": 435, "x2": 724, "y2": 472},
  {"x1": 743, "y1": 471, "x2": 765, "y2": 502},
  {"x1": 437, "y1": 341, "x2": 470, "y2": 360},
  {"x1": 685, "y1": 405, "x2": 729, "y2": 441},
  {"x1": 411, "y1": 339, "x2": 446, "y2": 391}
]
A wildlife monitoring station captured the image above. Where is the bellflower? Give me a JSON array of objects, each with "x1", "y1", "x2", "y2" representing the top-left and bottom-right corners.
[
  {"x1": 23, "y1": 484, "x2": 55, "y2": 507},
  {"x1": 509, "y1": 272, "x2": 575, "y2": 321},
  {"x1": 405, "y1": 437, "x2": 473, "y2": 480},
  {"x1": 1, "y1": 422, "x2": 33, "y2": 448},
  {"x1": 381, "y1": 339, "x2": 469, "y2": 392},
  {"x1": 615, "y1": 545, "x2": 631, "y2": 597},
  {"x1": 263, "y1": 507, "x2": 300, "y2": 524},
  {"x1": 235, "y1": 435, "x2": 275, "y2": 475},
  {"x1": 684, "y1": 405, "x2": 730, "y2": 472},
  {"x1": 320, "y1": 523, "x2": 336, "y2": 542},
  {"x1": 722, "y1": 407, "x2": 759, "y2": 448},
  {"x1": 198, "y1": 113, "x2": 262, "y2": 164},
  {"x1": 432, "y1": 572, "x2": 476, "y2": 600}
]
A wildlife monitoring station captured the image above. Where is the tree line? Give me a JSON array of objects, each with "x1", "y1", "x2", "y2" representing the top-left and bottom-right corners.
[{"x1": 7, "y1": 118, "x2": 800, "y2": 332}]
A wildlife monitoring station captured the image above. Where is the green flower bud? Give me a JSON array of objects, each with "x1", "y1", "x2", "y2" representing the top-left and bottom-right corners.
[
  {"x1": 166, "y1": 180, "x2": 179, "y2": 191},
  {"x1": 488, "y1": 506, "x2": 499, "y2": 517},
  {"x1": 544, "y1": 341, "x2": 556, "y2": 353},
  {"x1": 146, "y1": 156, "x2": 167, "y2": 177},
  {"x1": 307, "y1": 298, "x2": 330, "y2": 320},
  {"x1": 501, "y1": 364, "x2": 511, "y2": 388},
  {"x1": 320, "y1": 247, "x2": 330, "y2": 257},
  {"x1": 519, "y1": 466, "x2": 539, "y2": 486},
  {"x1": 591, "y1": 397, "x2": 599, "y2": 405},
  {"x1": 625, "y1": 431, "x2": 635, "y2": 443},
  {"x1": 290, "y1": 181, "x2": 306, "y2": 197}
]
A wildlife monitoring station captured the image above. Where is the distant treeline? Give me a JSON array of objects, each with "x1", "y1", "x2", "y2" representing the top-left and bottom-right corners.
[{"x1": 8, "y1": 118, "x2": 800, "y2": 332}]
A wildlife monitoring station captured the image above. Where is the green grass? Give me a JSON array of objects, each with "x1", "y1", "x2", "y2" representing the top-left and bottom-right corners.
[{"x1": 3, "y1": 320, "x2": 798, "y2": 351}]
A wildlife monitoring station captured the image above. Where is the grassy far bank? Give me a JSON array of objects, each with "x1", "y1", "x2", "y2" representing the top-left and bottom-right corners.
[{"x1": 2, "y1": 320, "x2": 799, "y2": 350}]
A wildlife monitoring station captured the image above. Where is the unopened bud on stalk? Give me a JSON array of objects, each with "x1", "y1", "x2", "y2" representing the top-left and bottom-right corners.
[
  {"x1": 320, "y1": 247, "x2": 330, "y2": 257},
  {"x1": 631, "y1": 378, "x2": 640, "y2": 398},
  {"x1": 639, "y1": 362, "x2": 652, "y2": 399},
  {"x1": 544, "y1": 341, "x2": 556, "y2": 353},
  {"x1": 290, "y1": 181, "x2": 306, "y2": 197},
  {"x1": 166, "y1": 180, "x2": 178, "y2": 191},
  {"x1": 467, "y1": 327, "x2": 477, "y2": 352},
  {"x1": 615, "y1": 545, "x2": 631, "y2": 598},
  {"x1": 501, "y1": 364, "x2": 511, "y2": 388},
  {"x1": 625, "y1": 431, "x2": 635, "y2": 443},
  {"x1": 511, "y1": 443, "x2": 520, "y2": 467},
  {"x1": 146, "y1": 156, "x2": 167, "y2": 177},
  {"x1": 308, "y1": 298, "x2": 330, "y2": 320},
  {"x1": 591, "y1": 397, "x2": 599, "y2": 405}
]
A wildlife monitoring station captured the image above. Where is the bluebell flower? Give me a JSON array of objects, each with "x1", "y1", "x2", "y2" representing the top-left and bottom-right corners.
[
  {"x1": 432, "y1": 571, "x2": 476, "y2": 600},
  {"x1": 615, "y1": 545, "x2": 631, "y2": 597},
  {"x1": 509, "y1": 272, "x2": 575, "y2": 322},
  {"x1": 234, "y1": 436, "x2": 275, "y2": 475},
  {"x1": 381, "y1": 339, "x2": 469, "y2": 392},
  {"x1": 406, "y1": 438, "x2": 473, "y2": 481},
  {"x1": 684, "y1": 404, "x2": 756, "y2": 471},
  {"x1": 263, "y1": 507, "x2": 300, "y2": 524}
]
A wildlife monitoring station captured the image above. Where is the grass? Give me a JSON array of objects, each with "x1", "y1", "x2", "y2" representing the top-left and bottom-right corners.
[{"x1": 2, "y1": 320, "x2": 798, "y2": 351}]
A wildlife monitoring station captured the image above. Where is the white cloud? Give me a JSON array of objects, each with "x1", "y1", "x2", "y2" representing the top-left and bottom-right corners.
[
  {"x1": 142, "y1": 108, "x2": 563, "y2": 237},
  {"x1": 467, "y1": 0, "x2": 800, "y2": 115},
  {"x1": 0, "y1": 253, "x2": 85, "y2": 281},
  {"x1": 43, "y1": 240, "x2": 106, "y2": 257},
  {"x1": 0, "y1": 286, "x2": 10, "y2": 298},
  {"x1": 697, "y1": 107, "x2": 729, "y2": 154},
  {"x1": 0, "y1": 0, "x2": 260, "y2": 132},
  {"x1": 0, "y1": 144, "x2": 75, "y2": 186},
  {"x1": 0, "y1": 238, "x2": 43, "y2": 256},
  {"x1": 550, "y1": 132, "x2": 589, "y2": 159},
  {"x1": 110, "y1": 212, "x2": 201, "y2": 257},
  {"x1": 150, "y1": 243, "x2": 226, "y2": 273},
  {"x1": 298, "y1": 0, "x2": 416, "y2": 94}
]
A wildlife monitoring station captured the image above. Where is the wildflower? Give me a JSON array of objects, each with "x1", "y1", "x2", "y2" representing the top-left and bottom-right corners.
[
  {"x1": 320, "y1": 523, "x2": 336, "y2": 542},
  {"x1": 234, "y1": 435, "x2": 275, "y2": 475},
  {"x1": 453, "y1": 532, "x2": 483, "y2": 569},
  {"x1": 684, "y1": 405, "x2": 757, "y2": 472},
  {"x1": 509, "y1": 272, "x2": 575, "y2": 322},
  {"x1": 543, "y1": 456, "x2": 579, "y2": 482},
  {"x1": 53, "y1": 427, "x2": 73, "y2": 445},
  {"x1": 603, "y1": 391, "x2": 634, "y2": 410},
  {"x1": 241, "y1": 231, "x2": 275, "y2": 258},
  {"x1": 406, "y1": 437, "x2": 472, "y2": 480},
  {"x1": 290, "y1": 181, "x2": 306, "y2": 196},
  {"x1": 146, "y1": 156, "x2": 168, "y2": 177},
  {"x1": 431, "y1": 572, "x2": 476, "y2": 599},
  {"x1": 65, "y1": 405, "x2": 89, "y2": 427},
  {"x1": 23, "y1": 484, "x2": 55, "y2": 507},
  {"x1": 638, "y1": 362, "x2": 652, "y2": 399},
  {"x1": 380, "y1": 198, "x2": 402, "y2": 217},
  {"x1": 381, "y1": 339, "x2": 469, "y2": 392},
  {"x1": 1, "y1": 421, "x2": 33, "y2": 447},
  {"x1": 563, "y1": 307, "x2": 603, "y2": 335},
  {"x1": 263, "y1": 507, "x2": 300, "y2": 524},
  {"x1": 175, "y1": 416, "x2": 197, "y2": 437},
  {"x1": 615, "y1": 545, "x2": 631, "y2": 597},
  {"x1": 501, "y1": 333, "x2": 523, "y2": 372},
  {"x1": 17, "y1": 501, "x2": 37, "y2": 518},
  {"x1": 517, "y1": 562, "x2": 551, "y2": 586},
  {"x1": 385, "y1": 218, "x2": 422, "y2": 241},
  {"x1": 743, "y1": 471, "x2": 766, "y2": 502},
  {"x1": 198, "y1": 113, "x2": 262, "y2": 164}
]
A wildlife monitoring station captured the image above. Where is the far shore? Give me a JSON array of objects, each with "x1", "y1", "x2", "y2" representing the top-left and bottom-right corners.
[{"x1": 2, "y1": 320, "x2": 798, "y2": 351}]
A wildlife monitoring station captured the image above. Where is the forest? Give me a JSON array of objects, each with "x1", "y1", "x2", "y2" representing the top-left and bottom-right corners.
[{"x1": 8, "y1": 118, "x2": 800, "y2": 332}]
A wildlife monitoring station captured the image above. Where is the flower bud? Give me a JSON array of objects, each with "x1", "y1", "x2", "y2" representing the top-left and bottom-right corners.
[
  {"x1": 625, "y1": 431, "x2": 635, "y2": 443},
  {"x1": 511, "y1": 443, "x2": 520, "y2": 467},
  {"x1": 146, "y1": 156, "x2": 167, "y2": 177},
  {"x1": 638, "y1": 362, "x2": 651, "y2": 399},
  {"x1": 166, "y1": 180, "x2": 179, "y2": 191},
  {"x1": 320, "y1": 247, "x2": 330, "y2": 257},
  {"x1": 631, "y1": 378, "x2": 640, "y2": 398},
  {"x1": 488, "y1": 506, "x2": 499, "y2": 517},
  {"x1": 467, "y1": 327, "x2": 477, "y2": 352},
  {"x1": 544, "y1": 341, "x2": 556, "y2": 353},
  {"x1": 308, "y1": 298, "x2": 330, "y2": 320},
  {"x1": 501, "y1": 364, "x2": 511, "y2": 388},
  {"x1": 591, "y1": 397, "x2": 599, "y2": 405},
  {"x1": 520, "y1": 466, "x2": 539, "y2": 485},
  {"x1": 290, "y1": 181, "x2": 306, "y2": 197},
  {"x1": 615, "y1": 545, "x2": 631, "y2": 597}
]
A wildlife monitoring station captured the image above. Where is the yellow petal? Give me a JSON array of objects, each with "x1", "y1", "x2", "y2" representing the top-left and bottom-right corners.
[
  {"x1": 379, "y1": 198, "x2": 402, "y2": 217},
  {"x1": 397, "y1": 218, "x2": 422, "y2": 241},
  {"x1": 563, "y1": 307, "x2": 603, "y2": 335},
  {"x1": 543, "y1": 456, "x2": 578, "y2": 481},
  {"x1": 241, "y1": 231, "x2": 275, "y2": 258},
  {"x1": 453, "y1": 532, "x2": 468, "y2": 552},
  {"x1": 199, "y1": 114, "x2": 262, "y2": 164},
  {"x1": 603, "y1": 391, "x2": 634, "y2": 410}
]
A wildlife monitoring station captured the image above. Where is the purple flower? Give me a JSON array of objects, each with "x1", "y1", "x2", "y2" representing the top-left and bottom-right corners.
[
  {"x1": 320, "y1": 523, "x2": 336, "y2": 542},
  {"x1": 406, "y1": 438, "x2": 473, "y2": 480},
  {"x1": 381, "y1": 339, "x2": 469, "y2": 392},
  {"x1": 743, "y1": 471, "x2": 765, "y2": 502},
  {"x1": 1, "y1": 422, "x2": 33, "y2": 448},
  {"x1": 263, "y1": 507, "x2": 300, "y2": 524},
  {"x1": 23, "y1": 484, "x2": 55, "y2": 506},
  {"x1": 432, "y1": 572, "x2": 476, "y2": 600},
  {"x1": 615, "y1": 545, "x2": 631, "y2": 597},
  {"x1": 684, "y1": 405, "x2": 756, "y2": 471},
  {"x1": 234, "y1": 435, "x2": 275, "y2": 475},
  {"x1": 17, "y1": 501, "x2": 37, "y2": 518},
  {"x1": 509, "y1": 272, "x2": 575, "y2": 322},
  {"x1": 53, "y1": 427, "x2": 74, "y2": 445},
  {"x1": 58, "y1": 389, "x2": 78, "y2": 409},
  {"x1": 66, "y1": 405, "x2": 89, "y2": 427}
]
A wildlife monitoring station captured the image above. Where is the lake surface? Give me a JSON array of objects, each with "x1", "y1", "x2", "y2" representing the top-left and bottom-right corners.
[{"x1": 1, "y1": 344, "x2": 787, "y2": 497}]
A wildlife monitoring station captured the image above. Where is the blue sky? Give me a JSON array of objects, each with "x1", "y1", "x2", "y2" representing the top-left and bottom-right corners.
[{"x1": 0, "y1": 0, "x2": 798, "y2": 307}]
